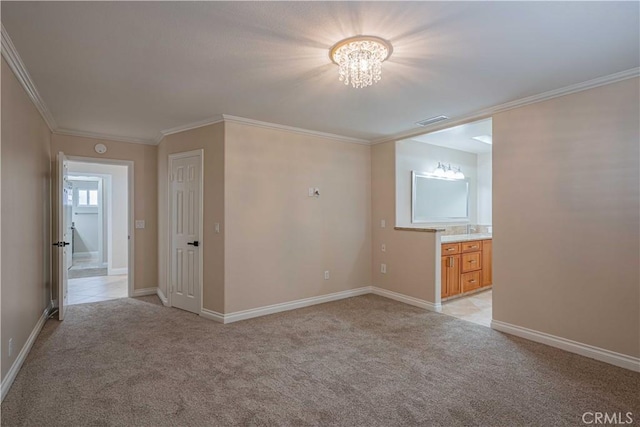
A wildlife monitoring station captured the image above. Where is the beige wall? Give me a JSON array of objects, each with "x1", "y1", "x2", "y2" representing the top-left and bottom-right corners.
[
  {"x1": 51, "y1": 134, "x2": 157, "y2": 291},
  {"x1": 157, "y1": 123, "x2": 225, "y2": 312},
  {"x1": 372, "y1": 141, "x2": 439, "y2": 303},
  {"x1": 224, "y1": 122, "x2": 371, "y2": 313},
  {"x1": 1, "y1": 58, "x2": 52, "y2": 380},
  {"x1": 493, "y1": 77, "x2": 640, "y2": 358}
]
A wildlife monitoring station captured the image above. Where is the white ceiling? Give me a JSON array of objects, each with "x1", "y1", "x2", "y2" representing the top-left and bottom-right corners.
[
  {"x1": 2, "y1": 2, "x2": 639, "y2": 144},
  {"x1": 406, "y1": 118, "x2": 492, "y2": 154}
]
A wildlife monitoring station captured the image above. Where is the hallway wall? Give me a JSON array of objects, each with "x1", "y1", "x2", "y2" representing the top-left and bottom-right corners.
[{"x1": 1, "y1": 58, "x2": 52, "y2": 383}]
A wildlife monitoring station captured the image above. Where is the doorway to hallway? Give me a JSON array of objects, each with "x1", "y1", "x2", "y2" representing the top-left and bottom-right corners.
[{"x1": 65, "y1": 160, "x2": 130, "y2": 305}]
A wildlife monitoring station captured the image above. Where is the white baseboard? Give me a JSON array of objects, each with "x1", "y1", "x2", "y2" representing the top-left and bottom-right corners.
[
  {"x1": 156, "y1": 288, "x2": 169, "y2": 306},
  {"x1": 491, "y1": 320, "x2": 640, "y2": 372},
  {"x1": 108, "y1": 267, "x2": 128, "y2": 276},
  {"x1": 1, "y1": 303, "x2": 52, "y2": 402},
  {"x1": 132, "y1": 287, "x2": 158, "y2": 297},
  {"x1": 200, "y1": 308, "x2": 225, "y2": 323},
  {"x1": 207, "y1": 287, "x2": 372, "y2": 324},
  {"x1": 370, "y1": 286, "x2": 441, "y2": 312}
]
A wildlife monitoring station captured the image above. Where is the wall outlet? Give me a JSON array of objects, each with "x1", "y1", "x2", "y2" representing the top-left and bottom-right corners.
[
  {"x1": 135, "y1": 220, "x2": 145, "y2": 229},
  {"x1": 215, "y1": 222, "x2": 220, "y2": 233},
  {"x1": 381, "y1": 219, "x2": 386, "y2": 228},
  {"x1": 308, "y1": 187, "x2": 315, "y2": 197},
  {"x1": 381, "y1": 264, "x2": 387, "y2": 274},
  {"x1": 324, "y1": 270, "x2": 330, "y2": 280},
  {"x1": 381, "y1": 243, "x2": 386, "y2": 252},
  {"x1": 8, "y1": 338, "x2": 13, "y2": 357}
]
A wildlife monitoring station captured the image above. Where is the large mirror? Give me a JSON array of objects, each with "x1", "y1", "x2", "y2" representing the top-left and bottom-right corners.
[{"x1": 412, "y1": 171, "x2": 469, "y2": 223}]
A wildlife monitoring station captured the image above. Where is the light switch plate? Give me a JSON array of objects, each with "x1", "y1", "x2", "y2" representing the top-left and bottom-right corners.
[
  {"x1": 135, "y1": 220, "x2": 145, "y2": 229},
  {"x1": 381, "y1": 219, "x2": 386, "y2": 228},
  {"x1": 215, "y1": 223, "x2": 220, "y2": 233},
  {"x1": 381, "y1": 243, "x2": 386, "y2": 252}
]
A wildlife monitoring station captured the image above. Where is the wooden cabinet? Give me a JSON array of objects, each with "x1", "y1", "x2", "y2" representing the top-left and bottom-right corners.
[
  {"x1": 441, "y1": 253, "x2": 461, "y2": 298},
  {"x1": 482, "y1": 240, "x2": 493, "y2": 286},
  {"x1": 441, "y1": 238, "x2": 492, "y2": 300}
]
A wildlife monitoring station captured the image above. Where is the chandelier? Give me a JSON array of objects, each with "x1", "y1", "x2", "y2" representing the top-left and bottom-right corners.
[{"x1": 330, "y1": 36, "x2": 392, "y2": 89}]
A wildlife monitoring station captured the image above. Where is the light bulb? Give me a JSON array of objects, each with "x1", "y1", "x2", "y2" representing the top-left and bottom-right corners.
[
  {"x1": 445, "y1": 164, "x2": 456, "y2": 179},
  {"x1": 433, "y1": 162, "x2": 446, "y2": 177},
  {"x1": 454, "y1": 167, "x2": 465, "y2": 180}
]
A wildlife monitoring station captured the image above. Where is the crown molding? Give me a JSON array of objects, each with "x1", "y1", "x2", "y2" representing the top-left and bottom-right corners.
[
  {"x1": 53, "y1": 128, "x2": 157, "y2": 146},
  {"x1": 372, "y1": 67, "x2": 640, "y2": 145},
  {"x1": 157, "y1": 115, "x2": 225, "y2": 142},
  {"x1": 221, "y1": 114, "x2": 371, "y2": 145},
  {"x1": 1, "y1": 23, "x2": 57, "y2": 131}
]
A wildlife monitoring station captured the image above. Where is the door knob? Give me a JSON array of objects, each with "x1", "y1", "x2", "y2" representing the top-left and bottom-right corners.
[{"x1": 187, "y1": 241, "x2": 199, "y2": 247}]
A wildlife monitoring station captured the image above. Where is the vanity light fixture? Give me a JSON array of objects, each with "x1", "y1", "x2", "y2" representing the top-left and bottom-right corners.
[
  {"x1": 433, "y1": 162, "x2": 446, "y2": 177},
  {"x1": 330, "y1": 35, "x2": 392, "y2": 88},
  {"x1": 444, "y1": 164, "x2": 457, "y2": 179},
  {"x1": 433, "y1": 162, "x2": 465, "y2": 180}
]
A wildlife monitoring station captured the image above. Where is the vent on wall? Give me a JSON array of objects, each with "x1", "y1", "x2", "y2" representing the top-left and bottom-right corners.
[{"x1": 415, "y1": 115, "x2": 449, "y2": 127}]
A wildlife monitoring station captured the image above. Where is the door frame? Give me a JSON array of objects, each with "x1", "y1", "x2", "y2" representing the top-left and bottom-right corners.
[
  {"x1": 66, "y1": 156, "x2": 135, "y2": 298},
  {"x1": 167, "y1": 149, "x2": 204, "y2": 313}
]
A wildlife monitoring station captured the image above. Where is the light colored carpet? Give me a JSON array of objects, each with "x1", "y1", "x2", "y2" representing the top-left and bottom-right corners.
[{"x1": 1, "y1": 295, "x2": 638, "y2": 426}]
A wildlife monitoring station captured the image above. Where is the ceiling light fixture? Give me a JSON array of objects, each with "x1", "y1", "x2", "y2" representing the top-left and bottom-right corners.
[
  {"x1": 472, "y1": 135, "x2": 493, "y2": 145},
  {"x1": 330, "y1": 35, "x2": 392, "y2": 89}
]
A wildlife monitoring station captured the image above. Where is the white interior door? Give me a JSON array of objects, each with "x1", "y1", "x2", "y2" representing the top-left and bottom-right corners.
[
  {"x1": 170, "y1": 151, "x2": 202, "y2": 314},
  {"x1": 55, "y1": 152, "x2": 71, "y2": 320}
]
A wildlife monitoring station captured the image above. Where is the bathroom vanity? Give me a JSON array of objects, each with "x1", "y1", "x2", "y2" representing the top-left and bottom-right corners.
[{"x1": 440, "y1": 234, "x2": 492, "y2": 299}]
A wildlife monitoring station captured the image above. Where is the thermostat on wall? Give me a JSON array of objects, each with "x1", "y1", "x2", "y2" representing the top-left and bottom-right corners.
[{"x1": 94, "y1": 143, "x2": 107, "y2": 154}]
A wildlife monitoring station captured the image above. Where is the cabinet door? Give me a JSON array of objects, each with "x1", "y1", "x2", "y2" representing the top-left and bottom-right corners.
[
  {"x1": 441, "y1": 256, "x2": 449, "y2": 298},
  {"x1": 449, "y1": 255, "x2": 461, "y2": 296},
  {"x1": 482, "y1": 240, "x2": 492, "y2": 286}
]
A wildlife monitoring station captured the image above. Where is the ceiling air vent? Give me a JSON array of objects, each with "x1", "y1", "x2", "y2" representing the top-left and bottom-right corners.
[{"x1": 415, "y1": 115, "x2": 449, "y2": 127}]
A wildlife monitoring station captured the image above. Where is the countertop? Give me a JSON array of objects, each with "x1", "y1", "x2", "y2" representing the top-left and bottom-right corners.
[{"x1": 441, "y1": 233, "x2": 493, "y2": 243}]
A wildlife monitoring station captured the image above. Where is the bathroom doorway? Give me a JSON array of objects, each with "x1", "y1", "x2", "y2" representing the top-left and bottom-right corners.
[
  {"x1": 65, "y1": 159, "x2": 131, "y2": 305},
  {"x1": 396, "y1": 117, "x2": 493, "y2": 327}
]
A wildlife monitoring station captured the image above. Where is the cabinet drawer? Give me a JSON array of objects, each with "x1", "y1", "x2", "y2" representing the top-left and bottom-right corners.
[
  {"x1": 442, "y1": 243, "x2": 461, "y2": 255},
  {"x1": 461, "y1": 252, "x2": 482, "y2": 273},
  {"x1": 461, "y1": 271, "x2": 481, "y2": 292},
  {"x1": 461, "y1": 240, "x2": 482, "y2": 253}
]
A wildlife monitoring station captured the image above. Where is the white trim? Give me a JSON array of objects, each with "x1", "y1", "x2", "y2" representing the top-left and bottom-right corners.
[
  {"x1": 159, "y1": 115, "x2": 224, "y2": 140},
  {"x1": 370, "y1": 286, "x2": 442, "y2": 312},
  {"x1": 1, "y1": 303, "x2": 52, "y2": 402},
  {"x1": 372, "y1": 67, "x2": 640, "y2": 145},
  {"x1": 132, "y1": 287, "x2": 158, "y2": 297},
  {"x1": 66, "y1": 156, "x2": 135, "y2": 298},
  {"x1": 167, "y1": 149, "x2": 204, "y2": 314},
  {"x1": 108, "y1": 268, "x2": 128, "y2": 276},
  {"x1": 491, "y1": 320, "x2": 640, "y2": 372},
  {"x1": 200, "y1": 308, "x2": 225, "y2": 323},
  {"x1": 156, "y1": 288, "x2": 169, "y2": 306},
  {"x1": 219, "y1": 287, "x2": 372, "y2": 324},
  {"x1": 53, "y1": 128, "x2": 157, "y2": 146},
  {"x1": 221, "y1": 115, "x2": 371, "y2": 146},
  {"x1": 1, "y1": 24, "x2": 57, "y2": 131}
]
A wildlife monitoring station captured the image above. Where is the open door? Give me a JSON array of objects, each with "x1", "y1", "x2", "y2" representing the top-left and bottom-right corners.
[{"x1": 53, "y1": 152, "x2": 71, "y2": 320}]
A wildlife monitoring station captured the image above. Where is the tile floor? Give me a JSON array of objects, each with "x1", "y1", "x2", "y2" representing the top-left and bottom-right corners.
[
  {"x1": 67, "y1": 275, "x2": 128, "y2": 305},
  {"x1": 440, "y1": 289, "x2": 492, "y2": 327}
]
